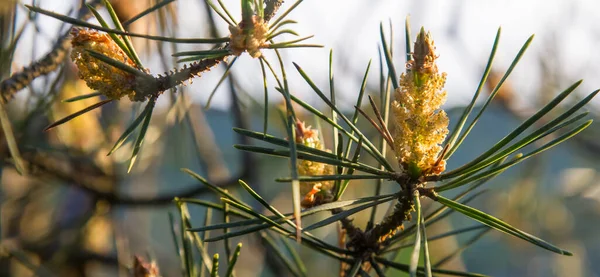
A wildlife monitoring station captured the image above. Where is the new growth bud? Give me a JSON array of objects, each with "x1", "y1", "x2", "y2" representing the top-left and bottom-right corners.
[
  {"x1": 229, "y1": 15, "x2": 269, "y2": 58},
  {"x1": 294, "y1": 121, "x2": 334, "y2": 208},
  {"x1": 70, "y1": 28, "x2": 145, "y2": 101},
  {"x1": 392, "y1": 28, "x2": 449, "y2": 178}
]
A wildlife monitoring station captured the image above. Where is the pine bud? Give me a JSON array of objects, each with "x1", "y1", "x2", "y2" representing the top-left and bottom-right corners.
[
  {"x1": 294, "y1": 121, "x2": 334, "y2": 208},
  {"x1": 133, "y1": 255, "x2": 160, "y2": 277},
  {"x1": 70, "y1": 28, "x2": 141, "y2": 100},
  {"x1": 392, "y1": 28, "x2": 449, "y2": 178},
  {"x1": 229, "y1": 15, "x2": 268, "y2": 58}
]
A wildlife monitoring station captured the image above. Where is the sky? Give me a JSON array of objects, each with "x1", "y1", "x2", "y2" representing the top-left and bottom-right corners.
[{"x1": 13, "y1": 0, "x2": 600, "y2": 111}]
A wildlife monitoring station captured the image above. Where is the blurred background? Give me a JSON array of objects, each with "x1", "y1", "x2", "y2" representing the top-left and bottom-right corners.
[{"x1": 1, "y1": 0, "x2": 600, "y2": 276}]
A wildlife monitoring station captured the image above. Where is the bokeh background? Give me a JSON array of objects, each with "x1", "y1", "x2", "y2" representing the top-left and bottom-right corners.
[{"x1": 1, "y1": 0, "x2": 600, "y2": 276}]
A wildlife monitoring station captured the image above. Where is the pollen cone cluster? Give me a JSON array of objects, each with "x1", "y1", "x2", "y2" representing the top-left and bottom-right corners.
[
  {"x1": 392, "y1": 28, "x2": 449, "y2": 178},
  {"x1": 229, "y1": 15, "x2": 268, "y2": 58},
  {"x1": 70, "y1": 28, "x2": 139, "y2": 100},
  {"x1": 294, "y1": 121, "x2": 334, "y2": 208}
]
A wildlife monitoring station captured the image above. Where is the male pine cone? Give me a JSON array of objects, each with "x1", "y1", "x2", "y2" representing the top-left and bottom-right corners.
[{"x1": 391, "y1": 27, "x2": 449, "y2": 178}]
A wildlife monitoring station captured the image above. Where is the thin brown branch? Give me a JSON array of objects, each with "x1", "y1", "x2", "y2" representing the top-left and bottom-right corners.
[{"x1": 153, "y1": 56, "x2": 226, "y2": 95}]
